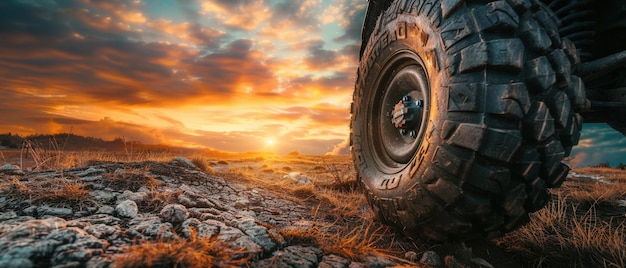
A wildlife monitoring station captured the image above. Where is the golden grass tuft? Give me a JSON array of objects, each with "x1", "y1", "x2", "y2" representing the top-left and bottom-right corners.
[
  {"x1": 113, "y1": 228, "x2": 248, "y2": 268},
  {"x1": 32, "y1": 179, "x2": 92, "y2": 207},
  {"x1": 0, "y1": 176, "x2": 93, "y2": 210},
  {"x1": 564, "y1": 180, "x2": 626, "y2": 204},
  {"x1": 1, "y1": 177, "x2": 30, "y2": 202},
  {"x1": 140, "y1": 189, "x2": 183, "y2": 213},
  {"x1": 498, "y1": 192, "x2": 626, "y2": 268},
  {"x1": 290, "y1": 184, "x2": 317, "y2": 200},
  {"x1": 315, "y1": 188, "x2": 368, "y2": 219},
  {"x1": 190, "y1": 157, "x2": 213, "y2": 174},
  {"x1": 325, "y1": 222, "x2": 392, "y2": 260},
  {"x1": 277, "y1": 225, "x2": 320, "y2": 246},
  {"x1": 277, "y1": 221, "x2": 393, "y2": 262},
  {"x1": 104, "y1": 168, "x2": 163, "y2": 191}
]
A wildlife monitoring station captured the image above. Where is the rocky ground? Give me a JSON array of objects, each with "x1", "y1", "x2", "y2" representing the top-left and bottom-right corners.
[
  {"x1": 0, "y1": 157, "x2": 432, "y2": 267},
  {"x1": 1, "y1": 156, "x2": 624, "y2": 267}
]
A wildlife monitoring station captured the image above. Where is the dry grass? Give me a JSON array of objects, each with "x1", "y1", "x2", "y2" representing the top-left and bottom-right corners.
[
  {"x1": 325, "y1": 222, "x2": 394, "y2": 260},
  {"x1": 190, "y1": 156, "x2": 213, "y2": 174},
  {"x1": 0, "y1": 176, "x2": 94, "y2": 210},
  {"x1": 14, "y1": 138, "x2": 177, "y2": 171},
  {"x1": 498, "y1": 167, "x2": 626, "y2": 268},
  {"x1": 31, "y1": 179, "x2": 92, "y2": 208},
  {"x1": 315, "y1": 188, "x2": 369, "y2": 219},
  {"x1": 277, "y1": 221, "x2": 394, "y2": 261},
  {"x1": 140, "y1": 189, "x2": 183, "y2": 213},
  {"x1": 564, "y1": 181, "x2": 626, "y2": 204},
  {"x1": 114, "y1": 228, "x2": 249, "y2": 267},
  {"x1": 103, "y1": 168, "x2": 163, "y2": 191},
  {"x1": 1, "y1": 177, "x2": 30, "y2": 202}
]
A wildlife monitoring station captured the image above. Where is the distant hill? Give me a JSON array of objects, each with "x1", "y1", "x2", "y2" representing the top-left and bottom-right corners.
[{"x1": 0, "y1": 132, "x2": 194, "y2": 153}]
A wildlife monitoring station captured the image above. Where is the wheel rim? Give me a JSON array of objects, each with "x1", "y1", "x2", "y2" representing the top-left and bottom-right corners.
[{"x1": 368, "y1": 51, "x2": 430, "y2": 172}]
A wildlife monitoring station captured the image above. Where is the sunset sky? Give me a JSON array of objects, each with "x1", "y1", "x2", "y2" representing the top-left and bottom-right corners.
[{"x1": 0, "y1": 0, "x2": 624, "y2": 166}]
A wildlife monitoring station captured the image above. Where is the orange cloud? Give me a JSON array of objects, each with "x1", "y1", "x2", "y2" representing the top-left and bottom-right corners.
[
  {"x1": 0, "y1": 0, "x2": 365, "y2": 154},
  {"x1": 201, "y1": 0, "x2": 271, "y2": 31}
]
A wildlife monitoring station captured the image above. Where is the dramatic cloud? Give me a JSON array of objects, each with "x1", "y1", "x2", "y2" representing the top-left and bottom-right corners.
[
  {"x1": 570, "y1": 123, "x2": 626, "y2": 167},
  {"x1": 0, "y1": 0, "x2": 362, "y2": 154}
]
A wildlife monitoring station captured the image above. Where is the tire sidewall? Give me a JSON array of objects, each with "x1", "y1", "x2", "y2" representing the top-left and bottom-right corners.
[{"x1": 353, "y1": 14, "x2": 448, "y2": 199}]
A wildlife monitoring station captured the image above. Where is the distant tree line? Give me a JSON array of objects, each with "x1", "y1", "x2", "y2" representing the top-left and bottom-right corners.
[
  {"x1": 0, "y1": 133, "x2": 140, "y2": 151},
  {"x1": 591, "y1": 161, "x2": 626, "y2": 170},
  {"x1": 0, "y1": 133, "x2": 20, "y2": 148},
  {"x1": 0, "y1": 132, "x2": 194, "y2": 154}
]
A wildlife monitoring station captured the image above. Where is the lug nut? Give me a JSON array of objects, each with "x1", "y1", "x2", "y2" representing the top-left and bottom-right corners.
[
  {"x1": 410, "y1": 130, "x2": 417, "y2": 138},
  {"x1": 402, "y1": 95, "x2": 412, "y2": 102},
  {"x1": 399, "y1": 129, "x2": 407, "y2": 135},
  {"x1": 416, "y1": 99, "x2": 424, "y2": 107}
]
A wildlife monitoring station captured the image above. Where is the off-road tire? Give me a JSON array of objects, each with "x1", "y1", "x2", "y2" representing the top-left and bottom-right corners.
[{"x1": 351, "y1": 0, "x2": 584, "y2": 241}]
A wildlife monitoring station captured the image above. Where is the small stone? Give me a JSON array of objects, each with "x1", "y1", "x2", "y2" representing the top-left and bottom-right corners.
[
  {"x1": 85, "y1": 256, "x2": 114, "y2": 268},
  {"x1": 115, "y1": 200, "x2": 138, "y2": 218},
  {"x1": 73, "y1": 210, "x2": 91, "y2": 218},
  {"x1": 85, "y1": 224, "x2": 120, "y2": 239},
  {"x1": 256, "y1": 246, "x2": 322, "y2": 267},
  {"x1": 72, "y1": 167, "x2": 105, "y2": 177},
  {"x1": 234, "y1": 197, "x2": 249, "y2": 208},
  {"x1": 80, "y1": 176, "x2": 101, "y2": 182},
  {"x1": 137, "y1": 186, "x2": 151, "y2": 193},
  {"x1": 22, "y1": 206, "x2": 38, "y2": 216},
  {"x1": 171, "y1": 157, "x2": 196, "y2": 168},
  {"x1": 128, "y1": 218, "x2": 177, "y2": 240},
  {"x1": 159, "y1": 204, "x2": 189, "y2": 223},
  {"x1": 90, "y1": 190, "x2": 117, "y2": 203},
  {"x1": 348, "y1": 263, "x2": 366, "y2": 268},
  {"x1": 420, "y1": 251, "x2": 443, "y2": 266},
  {"x1": 0, "y1": 164, "x2": 23, "y2": 175},
  {"x1": 0, "y1": 211, "x2": 18, "y2": 221},
  {"x1": 50, "y1": 261, "x2": 82, "y2": 268},
  {"x1": 0, "y1": 163, "x2": 20, "y2": 170},
  {"x1": 179, "y1": 218, "x2": 219, "y2": 239},
  {"x1": 216, "y1": 224, "x2": 262, "y2": 256},
  {"x1": 0, "y1": 258, "x2": 34, "y2": 268},
  {"x1": 319, "y1": 254, "x2": 351, "y2": 268},
  {"x1": 96, "y1": 205, "x2": 115, "y2": 215},
  {"x1": 404, "y1": 251, "x2": 418, "y2": 261},
  {"x1": 362, "y1": 254, "x2": 395, "y2": 267},
  {"x1": 116, "y1": 190, "x2": 147, "y2": 203},
  {"x1": 39, "y1": 206, "x2": 70, "y2": 217},
  {"x1": 237, "y1": 218, "x2": 276, "y2": 252},
  {"x1": 73, "y1": 214, "x2": 121, "y2": 226},
  {"x1": 283, "y1": 172, "x2": 313, "y2": 185}
]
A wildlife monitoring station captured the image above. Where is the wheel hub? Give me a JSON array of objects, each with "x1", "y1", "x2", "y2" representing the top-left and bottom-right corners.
[
  {"x1": 370, "y1": 53, "x2": 430, "y2": 166},
  {"x1": 391, "y1": 95, "x2": 424, "y2": 138}
]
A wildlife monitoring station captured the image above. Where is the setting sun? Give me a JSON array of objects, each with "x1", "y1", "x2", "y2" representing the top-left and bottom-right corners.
[{"x1": 267, "y1": 139, "x2": 274, "y2": 146}]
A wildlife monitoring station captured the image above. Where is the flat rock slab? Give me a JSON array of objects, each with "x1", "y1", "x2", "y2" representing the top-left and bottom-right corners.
[{"x1": 0, "y1": 159, "x2": 407, "y2": 267}]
